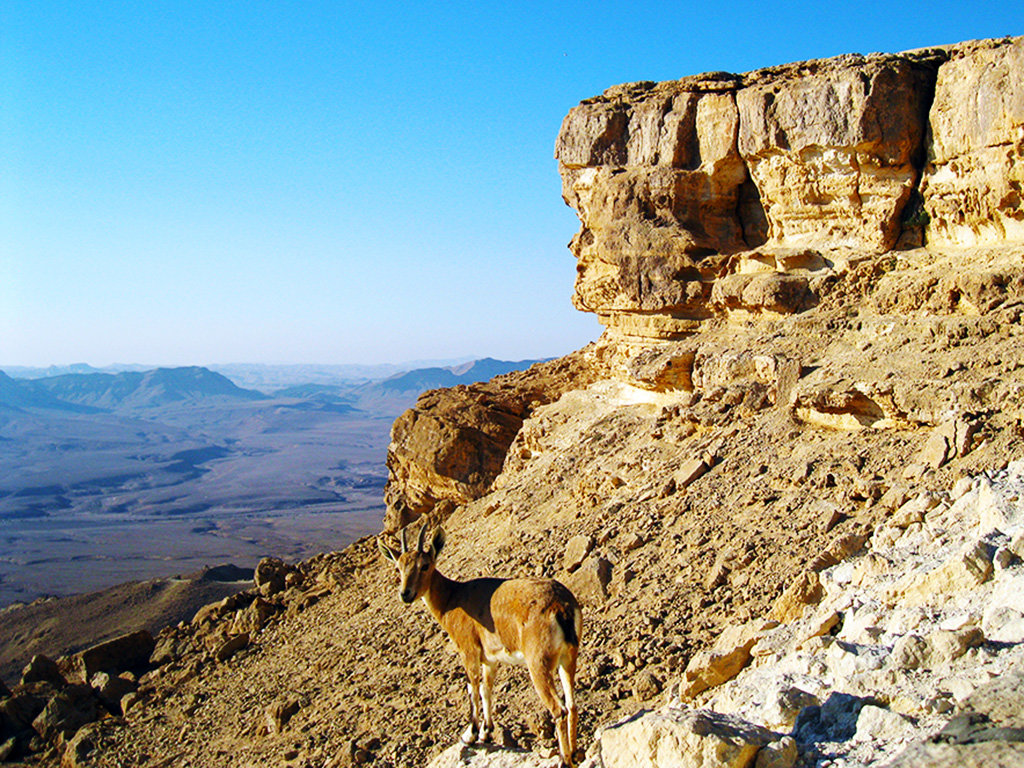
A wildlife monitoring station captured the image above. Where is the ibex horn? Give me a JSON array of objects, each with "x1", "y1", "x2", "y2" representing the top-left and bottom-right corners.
[
  {"x1": 417, "y1": 524, "x2": 428, "y2": 553},
  {"x1": 400, "y1": 527, "x2": 409, "y2": 554}
]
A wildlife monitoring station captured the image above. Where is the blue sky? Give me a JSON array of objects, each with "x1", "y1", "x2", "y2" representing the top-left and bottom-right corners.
[{"x1": 1, "y1": 2, "x2": 1017, "y2": 366}]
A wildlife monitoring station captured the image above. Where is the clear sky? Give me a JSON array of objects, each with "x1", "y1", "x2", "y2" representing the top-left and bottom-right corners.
[{"x1": 1, "y1": 1, "x2": 1017, "y2": 366}]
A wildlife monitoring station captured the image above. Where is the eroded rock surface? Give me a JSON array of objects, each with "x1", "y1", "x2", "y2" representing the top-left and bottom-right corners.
[{"x1": 555, "y1": 36, "x2": 1022, "y2": 339}]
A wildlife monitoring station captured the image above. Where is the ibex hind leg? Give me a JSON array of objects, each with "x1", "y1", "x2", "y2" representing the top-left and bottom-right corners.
[
  {"x1": 528, "y1": 660, "x2": 572, "y2": 768},
  {"x1": 558, "y1": 660, "x2": 578, "y2": 761}
]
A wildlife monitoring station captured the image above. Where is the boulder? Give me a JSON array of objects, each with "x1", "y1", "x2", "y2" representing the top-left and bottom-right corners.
[
  {"x1": 19, "y1": 655, "x2": 65, "y2": 688},
  {"x1": 565, "y1": 556, "x2": 612, "y2": 604},
  {"x1": 66, "y1": 631, "x2": 155, "y2": 683},
  {"x1": 215, "y1": 633, "x2": 250, "y2": 663},
  {"x1": 265, "y1": 697, "x2": 301, "y2": 735},
  {"x1": 886, "y1": 672, "x2": 1024, "y2": 766},
  {"x1": 900, "y1": 540, "x2": 994, "y2": 605},
  {"x1": 31, "y1": 684, "x2": 100, "y2": 741},
  {"x1": 675, "y1": 457, "x2": 711, "y2": 489},
  {"x1": 595, "y1": 706, "x2": 775, "y2": 768},
  {"x1": 62, "y1": 723, "x2": 101, "y2": 768},
  {"x1": 255, "y1": 557, "x2": 295, "y2": 597},
  {"x1": 754, "y1": 736, "x2": 798, "y2": 768},
  {"x1": 770, "y1": 571, "x2": 822, "y2": 622},
  {"x1": 563, "y1": 535, "x2": 594, "y2": 573},
  {"x1": 924, "y1": 627, "x2": 984, "y2": 665},
  {"x1": 89, "y1": 672, "x2": 138, "y2": 714},
  {"x1": 679, "y1": 620, "x2": 775, "y2": 699}
]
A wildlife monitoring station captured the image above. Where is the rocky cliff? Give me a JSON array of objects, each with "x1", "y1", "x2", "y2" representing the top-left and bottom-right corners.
[{"x1": 4, "y1": 35, "x2": 1024, "y2": 768}]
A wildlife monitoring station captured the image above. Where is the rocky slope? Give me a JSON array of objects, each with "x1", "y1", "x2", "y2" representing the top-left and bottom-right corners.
[{"x1": 2, "y1": 34, "x2": 1024, "y2": 768}]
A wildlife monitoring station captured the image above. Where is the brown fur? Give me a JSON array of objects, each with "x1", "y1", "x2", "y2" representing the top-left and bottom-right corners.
[{"x1": 379, "y1": 527, "x2": 581, "y2": 767}]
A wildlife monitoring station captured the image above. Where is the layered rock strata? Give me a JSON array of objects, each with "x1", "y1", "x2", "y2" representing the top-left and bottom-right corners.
[{"x1": 555, "y1": 36, "x2": 1023, "y2": 340}]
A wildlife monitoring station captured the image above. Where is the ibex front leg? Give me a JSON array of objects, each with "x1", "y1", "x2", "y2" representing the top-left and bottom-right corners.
[
  {"x1": 479, "y1": 661, "x2": 497, "y2": 743},
  {"x1": 460, "y1": 654, "x2": 484, "y2": 744}
]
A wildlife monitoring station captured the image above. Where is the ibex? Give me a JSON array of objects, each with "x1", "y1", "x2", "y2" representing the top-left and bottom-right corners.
[{"x1": 379, "y1": 525, "x2": 582, "y2": 767}]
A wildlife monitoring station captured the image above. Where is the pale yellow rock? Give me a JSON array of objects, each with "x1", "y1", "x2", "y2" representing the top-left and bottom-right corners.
[
  {"x1": 899, "y1": 540, "x2": 994, "y2": 606},
  {"x1": 736, "y1": 57, "x2": 935, "y2": 253},
  {"x1": 770, "y1": 571, "x2": 823, "y2": 623},
  {"x1": 754, "y1": 736, "x2": 798, "y2": 768},
  {"x1": 923, "y1": 37, "x2": 1024, "y2": 247},
  {"x1": 597, "y1": 707, "x2": 774, "y2": 768},
  {"x1": 676, "y1": 457, "x2": 710, "y2": 488},
  {"x1": 680, "y1": 619, "x2": 776, "y2": 698}
]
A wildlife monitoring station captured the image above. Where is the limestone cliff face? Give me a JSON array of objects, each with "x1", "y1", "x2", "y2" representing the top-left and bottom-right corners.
[
  {"x1": 923, "y1": 38, "x2": 1024, "y2": 246},
  {"x1": 555, "y1": 36, "x2": 1023, "y2": 340},
  {"x1": 383, "y1": 36, "x2": 1024, "y2": 533}
]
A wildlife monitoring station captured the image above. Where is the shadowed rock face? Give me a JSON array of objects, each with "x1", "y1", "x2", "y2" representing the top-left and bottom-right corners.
[
  {"x1": 382, "y1": 351, "x2": 607, "y2": 532},
  {"x1": 555, "y1": 37, "x2": 1023, "y2": 339}
]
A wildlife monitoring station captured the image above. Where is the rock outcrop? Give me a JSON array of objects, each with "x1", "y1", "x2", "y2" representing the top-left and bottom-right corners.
[
  {"x1": 383, "y1": 350, "x2": 606, "y2": 531},
  {"x1": 922, "y1": 38, "x2": 1024, "y2": 247},
  {"x1": 554, "y1": 36, "x2": 1023, "y2": 340}
]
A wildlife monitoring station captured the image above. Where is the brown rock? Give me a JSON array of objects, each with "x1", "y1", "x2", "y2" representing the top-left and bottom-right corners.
[
  {"x1": 20, "y1": 655, "x2": 65, "y2": 688},
  {"x1": 66, "y1": 631, "x2": 155, "y2": 683},
  {"x1": 61, "y1": 723, "x2": 99, "y2": 768},
  {"x1": 255, "y1": 557, "x2": 295, "y2": 597},
  {"x1": 632, "y1": 670, "x2": 662, "y2": 703},
  {"x1": 563, "y1": 535, "x2": 594, "y2": 573},
  {"x1": 755, "y1": 736, "x2": 798, "y2": 768},
  {"x1": 89, "y1": 672, "x2": 137, "y2": 714},
  {"x1": 265, "y1": 697, "x2": 301, "y2": 735},
  {"x1": 383, "y1": 352, "x2": 599, "y2": 531},
  {"x1": 919, "y1": 419, "x2": 979, "y2": 469},
  {"x1": 565, "y1": 556, "x2": 612, "y2": 604},
  {"x1": 31, "y1": 684, "x2": 99, "y2": 742},
  {"x1": 676, "y1": 457, "x2": 710, "y2": 489},
  {"x1": 215, "y1": 633, "x2": 250, "y2": 663},
  {"x1": 891, "y1": 634, "x2": 928, "y2": 670}
]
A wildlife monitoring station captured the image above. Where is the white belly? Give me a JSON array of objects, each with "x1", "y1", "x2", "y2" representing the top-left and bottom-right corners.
[{"x1": 486, "y1": 647, "x2": 527, "y2": 667}]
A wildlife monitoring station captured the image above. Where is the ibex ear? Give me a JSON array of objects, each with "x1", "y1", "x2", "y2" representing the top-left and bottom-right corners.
[
  {"x1": 378, "y1": 537, "x2": 400, "y2": 563},
  {"x1": 430, "y1": 527, "x2": 446, "y2": 556}
]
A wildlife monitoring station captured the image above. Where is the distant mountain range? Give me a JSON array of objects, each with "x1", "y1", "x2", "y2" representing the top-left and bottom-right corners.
[
  {"x1": 0, "y1": 358, "x2": 544, "y2": 415},
  {"x1": 373, "y1": 358, "x2": 540, "y2": 393},
  {"x1": 0, "y1": 367, "x2": 265, "y2": 412},
  {"x1": 2, "y1": 358, "x2": 485, "y2": 391}
]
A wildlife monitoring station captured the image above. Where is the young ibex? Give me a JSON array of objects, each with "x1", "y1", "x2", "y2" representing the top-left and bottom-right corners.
[{"x1": 379, "y1": 525, "x2": 582, "y2": 767}]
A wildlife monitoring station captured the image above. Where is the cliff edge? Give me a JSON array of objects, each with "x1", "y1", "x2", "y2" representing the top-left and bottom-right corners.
[{"x1": 4, "y1": 35, "x2": 1024, "y2": 768}]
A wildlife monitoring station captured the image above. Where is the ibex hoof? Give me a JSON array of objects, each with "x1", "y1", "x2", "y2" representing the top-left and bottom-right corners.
[{"x1": 461, "y1": 725, "x2": 478, "y2": 745}]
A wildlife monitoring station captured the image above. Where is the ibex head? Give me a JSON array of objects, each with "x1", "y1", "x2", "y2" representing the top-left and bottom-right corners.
[{"x1": 378, "y1": 525, "x2": 446, "y2": 604}]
